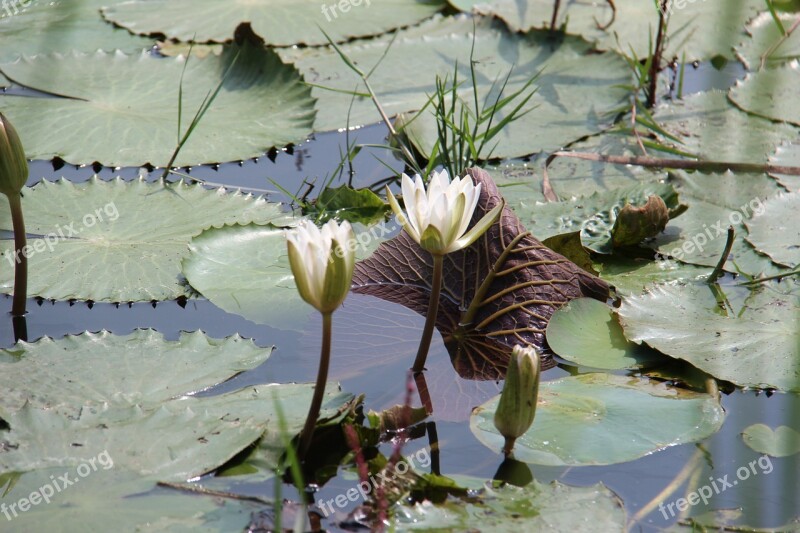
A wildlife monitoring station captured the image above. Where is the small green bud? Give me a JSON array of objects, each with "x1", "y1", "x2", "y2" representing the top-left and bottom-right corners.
[
  {"x1": 494, "y1": 345, "x2": 541, "y2": 455},
  {"x1": 0, "y1": 112, "x2": 28, "y2": 197}
]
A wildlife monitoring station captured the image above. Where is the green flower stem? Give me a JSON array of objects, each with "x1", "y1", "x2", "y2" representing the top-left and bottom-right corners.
[
  {"x1": 502, "y1": 436, "x2": 516, "y2": 457},
  {"x1": 298, "y1": 311, "x2": 333, "y2": 460},
  {"x1": 412, "y1": 253, "x2": 444, "y2": 373},
  {"x1": 7, "y1": 192, "x2": 26, "y2": 317}
]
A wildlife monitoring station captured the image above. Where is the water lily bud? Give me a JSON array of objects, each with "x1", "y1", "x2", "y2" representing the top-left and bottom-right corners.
[
  {"x1": 386, "y1": 169, "x2": 503, "y2": 256},
  {"x1": 494, "y1": 345, "x2": 540, "y2": 455},
  {"x1": 286, "y1": 219, "x2": 356, "y2": 314},
  {"x1": 611, "y1": 195, "x2": 669, "y2": 248},
  {"x1": 0, "y1": 112, "x2": 28, "y2": 197}
]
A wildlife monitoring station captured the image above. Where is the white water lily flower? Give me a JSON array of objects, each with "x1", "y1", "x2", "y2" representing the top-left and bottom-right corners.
[
  {"x1": 286, "y1": 219, "x2": 356, "y2": 314},
  {"x1": 386, "y1": 170, "x2": 503, "y2": 255}
]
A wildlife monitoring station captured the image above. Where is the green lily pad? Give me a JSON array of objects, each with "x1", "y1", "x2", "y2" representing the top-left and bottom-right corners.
[
  {"x1": 0, "y1": 329, "x2": 271, "y2": 417},
  {"x1": 546, "y1": 298, "x2": 662, "y2": 369},
  {"x1": 102, "y1": 0, "x2": 445, "y2": 46},
  {"x1": 0, "y1": 0, "x2": 152, "y2": 87},
  {"x1": 653, "y1": 91, "x2": 799, "y2": 164},
  {"x1": 471, "y1": 373, "x2": 725, "y2": 466},
  {"x1": 281, "y1": 15, "x2": 629, "y2": 157},
  {"x1": 592, "y1": 254, "x2": 709, "y2": 296},
  {"x1": 617, "y1": 281, "x2": 800, "y2": 392},
  {"x1": 0, "y1": 467, "x2": 262, "y2": 531},
  {"x1": 391, "y1": 480, "x2": 625, "y2": 530},
  {"x1": 736, "y1": 11, "x2": 800, "y2": 69},
  {"x1": 745, "y1": 191, "x2": 800, "y2": 267},
  {"x1": 0, "y1": 178, "x2": 293, "y2": 303},
  {"x1": 0, "y1": 39, "x2": 315, "y2": 167},
  {"x1": 742, "y1": 423, "x2": 800, "y2": 458},
  {"x1": 770, "y1": 139, "x2": 800, "y2": 191},
  {"x1": 649, "y1": 171, "x2": 787, "y2": 277},
  {"x1": 0, "y1": 330, "x2": 351, "y2": 480},
  {"x1": 183, "y1": 221, "x2": 392, "y2": 330},
  {"x1": 517, "y1": 182, "x2": 685, "y2": 254},
  {"x1": 449, "y1": 0, "x2": 763, "y2": 60},
  {"x1": 729, "y1": 64, "x2": 800, "y2": 127}
]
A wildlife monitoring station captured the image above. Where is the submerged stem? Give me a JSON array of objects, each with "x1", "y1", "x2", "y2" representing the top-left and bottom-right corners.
[
  {"x1": 412, "y1": 254, "x2": 444, "y2": 373},
  {"x1": 8, "y1": 192, "x2": 26, "y2": 317},
  {"x1": 298, "y1": 311, "x2": 333, "y2": 460}
]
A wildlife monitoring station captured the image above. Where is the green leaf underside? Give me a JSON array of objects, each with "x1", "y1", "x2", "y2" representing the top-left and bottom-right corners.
[
  {"x1": 546, "y1": 298, "x2": 662, "y2": 370},
  {"x1": 0, "y1": 0, "x2": 152, "y2": 87},
  {"x1": 449, "y1": 0, "x2": 764, "y2": 60},
  {"x1": 617, "y1": 281, "x2": 800, "y2": 392},
  {"x1": 471, "y1": 373, "x2": 725, "y2": 466},
  {"x1": 280, "y1": 15, "x2": 629, "y2": 157},
  {"x1": 0, "y1": 330, "x2": 351, "y2": 480},
  {"x1": 745, "y1": 191, "x2": 800, "y2": 267},
  {"x1": 0, "y1": 177, "x2": 293, "y2": 302},
  {"x1": 0, "y1": 467, "x2": 262, "y2": 531},
  {"x1": 103, "y1": 0, "x2": 445, "y2": 46},
  {"x1": 0, "y1": 40, "x2": 315, "y2": 167},
  {"x1": 391, "y1": 479, "x2": 625, "y2": 530},
  {"x1": 741, "y1": 423, "x2": 800, "y2": 458},
  {"x1": 351, "y1": 168, "x2": 609, "y2": 378}
]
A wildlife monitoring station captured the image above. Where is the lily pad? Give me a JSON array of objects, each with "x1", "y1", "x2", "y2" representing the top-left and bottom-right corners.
[
  {"x1": 729, "y1": 63, "x2": 800, "y2": 126},
  {"x1": 736, "y1": 11, "x2": 800, "y2": 69},
  {"x1": 653, "y1": 91, "x2": 799, "y2": 164},
  {"x1": 0, "y1": 39, "x2": 315, "y2": 167},
  {"x1": 281, "y1": 15, "x2": 629, "y2": 157},
  {"x1": 592, "y1": 254, "x2": 709, "y2": 296},
  {"x1": 471, "y1": 373, "x2": 725, "y2": 466},
  {"x1": 0, "y1": 467, "x2": 262, "y2": 531},
  {"x1": 0, "y1": 0, "x2": 152, "y2": 87},
  {"x1": 450, "y1": 0, "x2": 763, "y2": 60},
  {"x1": 0, "y1": 329, "x2": 271, "y2": 417},
  {"x1": 741, "y1": 423, "x2": 800, "y2": 457},
  {"x1": 0, "y1": 177, "x2": 293, "y2": 303},
  {"x1": 0, "y1": 329, "x2": 352, "y2": 480},
  {"x1": 745, "y1": 191, "x2": 800, "y2": 267},
  {"x1": 102, "y1": 0, "x2": 445, "y2": 46},
  {"x1": 391, "y1": 480, "x2": 625, "y2": 530},
  {"x1": 183, "y1": 220, "x2": 392, "y2": 331},
  {"x1": 546, "y1": 298, "x2": 663, "y2": 369},
  {"x1": 770, "y1": 139, "x2": 800, "y2": 191},
  {"x1": 617, "y1": 281, "x2": 800, "y2": 392}
]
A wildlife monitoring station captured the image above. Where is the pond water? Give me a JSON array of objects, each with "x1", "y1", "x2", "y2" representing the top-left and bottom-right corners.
[{"x1": 3, "y1": 57, "x2": 796, "y2": 531}]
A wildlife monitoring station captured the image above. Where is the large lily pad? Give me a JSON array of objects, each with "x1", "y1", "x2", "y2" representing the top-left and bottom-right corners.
[
  {"x1": 770, "y1": 139, "x2": 800, "y2": 191},
  {"x1": 471, "y1": 373, "x2": 725, "y2": 466},
  {"x1": 745, "y1": 191, "x2": 800, "y2": 268},
  {"x1": 280, "y1": 15, "x2": 629, "y2": 157},
  {"x1": 0, "y1": 177, "x2": 293, "y2": 303},
  {"x1": 0, "y1": 330, "x2": 352, "y2": 479},
  {"x1": 592, "y1": 254, "x2": 709, "y2": 296},
  {"x1": 0, "y1": 467, "x2": 261, "y2": 531},
  {"x1": 546, "y1": 297, "x2": 662, "y2": 369},
  {"x1": 0, "y1": 0, "x2": 152, "y2": 87},
  {"x1": 102, "y1": 0, "x2": 445, "y2": 46},
  {"x1": 729, "y1": 63, "x2": 800, "y2": 126},
  {"x1": 352, "y1": 168, "x2": 609, "y2": 374},
  {"x1": 450, "y1": 0, "x2": 763, "y2": 60},
  {"x1": 0, "y1": 39, "x2": 315, "y2": 167},
  {"x1": 391, "y1": 479, "x2": 625, "y2": 530},
  {"x1": 617, "y1": 281, "x2": 800, "y2": 392}
]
